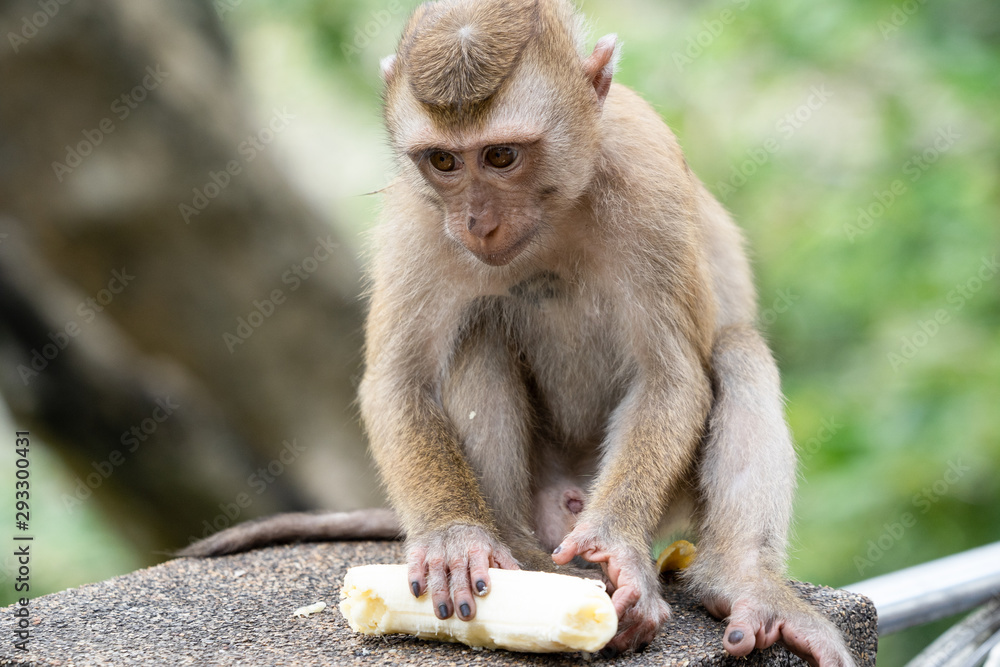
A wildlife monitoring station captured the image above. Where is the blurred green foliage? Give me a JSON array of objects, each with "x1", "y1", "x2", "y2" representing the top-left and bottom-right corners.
[{"x1": 3, "y1": 0, "x2": 996, "y2": 664}]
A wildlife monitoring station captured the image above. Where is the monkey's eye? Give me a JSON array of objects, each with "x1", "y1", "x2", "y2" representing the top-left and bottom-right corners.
[
  {"x1": 429, "y1": 151, "x2": 457, "y2": 172},
  {"x1": 484, "y1": 146, "x2": 518, "y2": 169}
]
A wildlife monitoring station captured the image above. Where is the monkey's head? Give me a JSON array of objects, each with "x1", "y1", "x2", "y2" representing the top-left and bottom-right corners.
[{"x1": 381, "y1": 0, "x2": 618, "y2": 267}]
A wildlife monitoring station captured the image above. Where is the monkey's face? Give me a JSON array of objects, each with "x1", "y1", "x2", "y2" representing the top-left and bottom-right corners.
[
  {"x1": 381, "y1": 1, "x2": 610, "y2": 267},
  {"x1": 411, "y1": 139, "x2": 552, "y2": 267}
]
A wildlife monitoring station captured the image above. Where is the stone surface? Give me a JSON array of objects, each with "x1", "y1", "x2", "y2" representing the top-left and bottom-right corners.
[{"x1": 0, "y1": 541, "x2": 877, "y2": 666}]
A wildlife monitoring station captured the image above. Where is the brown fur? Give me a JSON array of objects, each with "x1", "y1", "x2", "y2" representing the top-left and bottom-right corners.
[
  {"x1": 176, "y1": 509, "x2": 400, "y2": 557},
  {"x1": 401, "y1": 0, "x2": 538, "y2": 124}
]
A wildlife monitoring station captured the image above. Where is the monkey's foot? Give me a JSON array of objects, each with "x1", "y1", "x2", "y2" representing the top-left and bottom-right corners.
[
  {"x1": 702, "y1": 593, "x2": 857, "y2": 667},
  {"x1": 552, "y1": 523, "x2": 670, "y2": 655},
  {"x1": 406, "y1": 524, "x2": 519, "y2": 623}
]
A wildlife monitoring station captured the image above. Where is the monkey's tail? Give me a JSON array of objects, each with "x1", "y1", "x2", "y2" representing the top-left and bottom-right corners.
[{"x1": 177, "y1": 509, "x2": 402, "y2": 557}]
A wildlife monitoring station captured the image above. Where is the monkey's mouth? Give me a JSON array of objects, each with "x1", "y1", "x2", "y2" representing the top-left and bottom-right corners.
[{"x1": 471, "y1": 228, "x2": 537, "y2": 267}]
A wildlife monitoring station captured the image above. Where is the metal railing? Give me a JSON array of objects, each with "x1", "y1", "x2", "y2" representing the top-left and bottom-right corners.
[{"x1": 845, "y1": 541, "x2": 1000, "y2": 667}]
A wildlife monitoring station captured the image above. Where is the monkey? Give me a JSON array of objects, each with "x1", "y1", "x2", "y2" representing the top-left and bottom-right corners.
[{"x1": 182, "y1": 0, "x2": 856, "y2": 663}]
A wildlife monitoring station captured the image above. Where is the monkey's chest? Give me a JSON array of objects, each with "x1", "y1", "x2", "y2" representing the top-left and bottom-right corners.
[{"x1": 508, "y1": 275, "x2": 625, "y2": 444}]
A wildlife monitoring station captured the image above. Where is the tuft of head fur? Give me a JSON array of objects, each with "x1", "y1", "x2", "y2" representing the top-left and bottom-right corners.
[
  {"x1": 384, "y1": 0, "x2": 613, "y2": 209},
  {"x1": 401, "y1": 0, "x2": 539, "y2": 124}
]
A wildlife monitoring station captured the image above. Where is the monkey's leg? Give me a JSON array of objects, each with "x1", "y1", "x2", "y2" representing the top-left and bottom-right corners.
[
  {"x1": 553, "y1": 348, "x2": 712, "y2": 654},
  {"x1": 684, "y1": 324, "x2": 855, "y2": 667}
]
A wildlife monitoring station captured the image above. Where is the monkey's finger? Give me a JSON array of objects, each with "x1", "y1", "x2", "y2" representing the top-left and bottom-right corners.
[
  {"x1": 468, "y1": 548, "x2": 493, "y2": 597},
  {"x1": 551, "y1": 537, "x2": 581, "y2": 565},
  {"x1": 425, "y1": 557, "x2": 453, "y2": 620},
  {"x1": 610, "y1": 583, "x2": 641, "y2": 617},
  {"x1": 601, "y1": 556, "x2": 623, "y2": 586},
  {"x1": 609, "y1": 617, "x2": 655, "y2": 653},
  {"x1": 406, "y1": 545, "x2": 429, "y2": 598},
  {"x1": 488, "y1": 547, "x2": 520, "y2": 571},
  {"x1": 447, "y1": 555, "x2": 477, "y2": 621}
]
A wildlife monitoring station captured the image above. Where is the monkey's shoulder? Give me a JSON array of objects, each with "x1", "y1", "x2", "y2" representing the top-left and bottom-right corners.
[{"x1": 599, "y1": 84, "x2": 686, "y2": 178}]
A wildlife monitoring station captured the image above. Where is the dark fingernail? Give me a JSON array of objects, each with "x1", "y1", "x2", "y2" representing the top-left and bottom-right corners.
[
  {"x1": 764, "y1": 619, "x2": 773, "y2": 633},
  {"x1": 638, "y1": 642, "x2": 649, "y2": 652},
  {"x1": 600, "y1": 646, "x2": 619, "y2": 659},
  {"x1": 553, "y1": 546, "x2": 562, "y2": 554},
  {"x1": 437, "y1": 604, "x2": 449, "y2": 619},
  {"x1": 475, "y1": 580, "x2": 487, "y2": 594},
  {"x1": 459, "y1": 603, "x2": 471, "y2": 619},
  {"x1": 727, "y1": 629, "x2": 744, "y2": 644},
  {"x1": 411, "y1": 581, "x2": 421, "y2": 597}
]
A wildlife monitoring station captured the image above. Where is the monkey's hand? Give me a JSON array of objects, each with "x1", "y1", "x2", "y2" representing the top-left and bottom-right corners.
[
  {"x1": 700, "y1": 581, "x2": 857, "y2": 667},
  {"x1": 406, "y1": 523, "x2": 520, "y2": 623},
  {"x1": 552, "y1": 523, "x2": 670, "y2": 656}
]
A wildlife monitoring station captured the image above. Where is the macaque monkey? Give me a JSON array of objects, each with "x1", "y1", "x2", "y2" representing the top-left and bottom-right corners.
[{"x1": 183, "y1": 0, "x2": 855, "y2": 663}]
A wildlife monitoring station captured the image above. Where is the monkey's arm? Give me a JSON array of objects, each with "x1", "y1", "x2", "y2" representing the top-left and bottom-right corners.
[
  {"x1": 359, "y1": 274, "x2": 520, "y2": 622},
  {"x1": 361, "y1": 374, "x2": 493, "y2": 535},
  {"x1": 554, "y1": 332, "x2": 712, "y2": 651}
]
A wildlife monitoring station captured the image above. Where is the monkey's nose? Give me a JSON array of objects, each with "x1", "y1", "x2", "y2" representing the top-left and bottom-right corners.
[{"x1": 467, "y1": 215, "x2": 499, "y2": 239}]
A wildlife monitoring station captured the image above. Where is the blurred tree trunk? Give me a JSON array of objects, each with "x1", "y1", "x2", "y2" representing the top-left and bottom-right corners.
[{"x1": 0, "y1": 0, "x2": 382, "y2": 555}]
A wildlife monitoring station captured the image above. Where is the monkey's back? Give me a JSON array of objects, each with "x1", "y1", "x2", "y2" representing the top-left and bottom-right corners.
[{"x1": 597, "y1": 83, "x2": 758, "y2": 332}]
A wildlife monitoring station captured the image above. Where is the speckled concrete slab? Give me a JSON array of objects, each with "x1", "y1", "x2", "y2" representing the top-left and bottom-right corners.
[{"x1": 0, "y1": 541, "x2": 876, "y2": 666}]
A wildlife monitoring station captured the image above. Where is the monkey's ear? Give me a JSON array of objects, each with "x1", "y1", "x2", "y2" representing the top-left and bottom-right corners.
[
  {"x1": 380, "y1": 54, "x2": 398, "y2": 83},
  {"x1": 583, "y1": 34, "x2": 618, "y2": 108}
]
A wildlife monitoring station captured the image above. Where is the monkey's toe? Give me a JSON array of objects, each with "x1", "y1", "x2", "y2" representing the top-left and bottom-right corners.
[
  {"x1": 723, "y1": 626, "x2": 753, "y2": 657},
  {"x1": 710, "y1": 596, "x2": 855, "y2": 667},
  {"x1": 719, "y1": 598, "x2": 782, "y2": 656}
]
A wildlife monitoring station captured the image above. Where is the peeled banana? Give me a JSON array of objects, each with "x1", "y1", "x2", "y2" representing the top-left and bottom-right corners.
[{"x1": 338, "y1": 564, "x2": 617, "y2": 653}]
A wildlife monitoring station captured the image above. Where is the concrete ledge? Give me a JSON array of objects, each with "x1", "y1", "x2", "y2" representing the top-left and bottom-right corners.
[{"x1": 0, "y1": 541, "x2": 877, "y2": 666}]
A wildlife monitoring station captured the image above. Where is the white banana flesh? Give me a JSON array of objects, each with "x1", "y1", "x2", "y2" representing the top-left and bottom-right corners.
[{"x1": 339, "y1": 564, "x2": 618, "y2": 653}]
